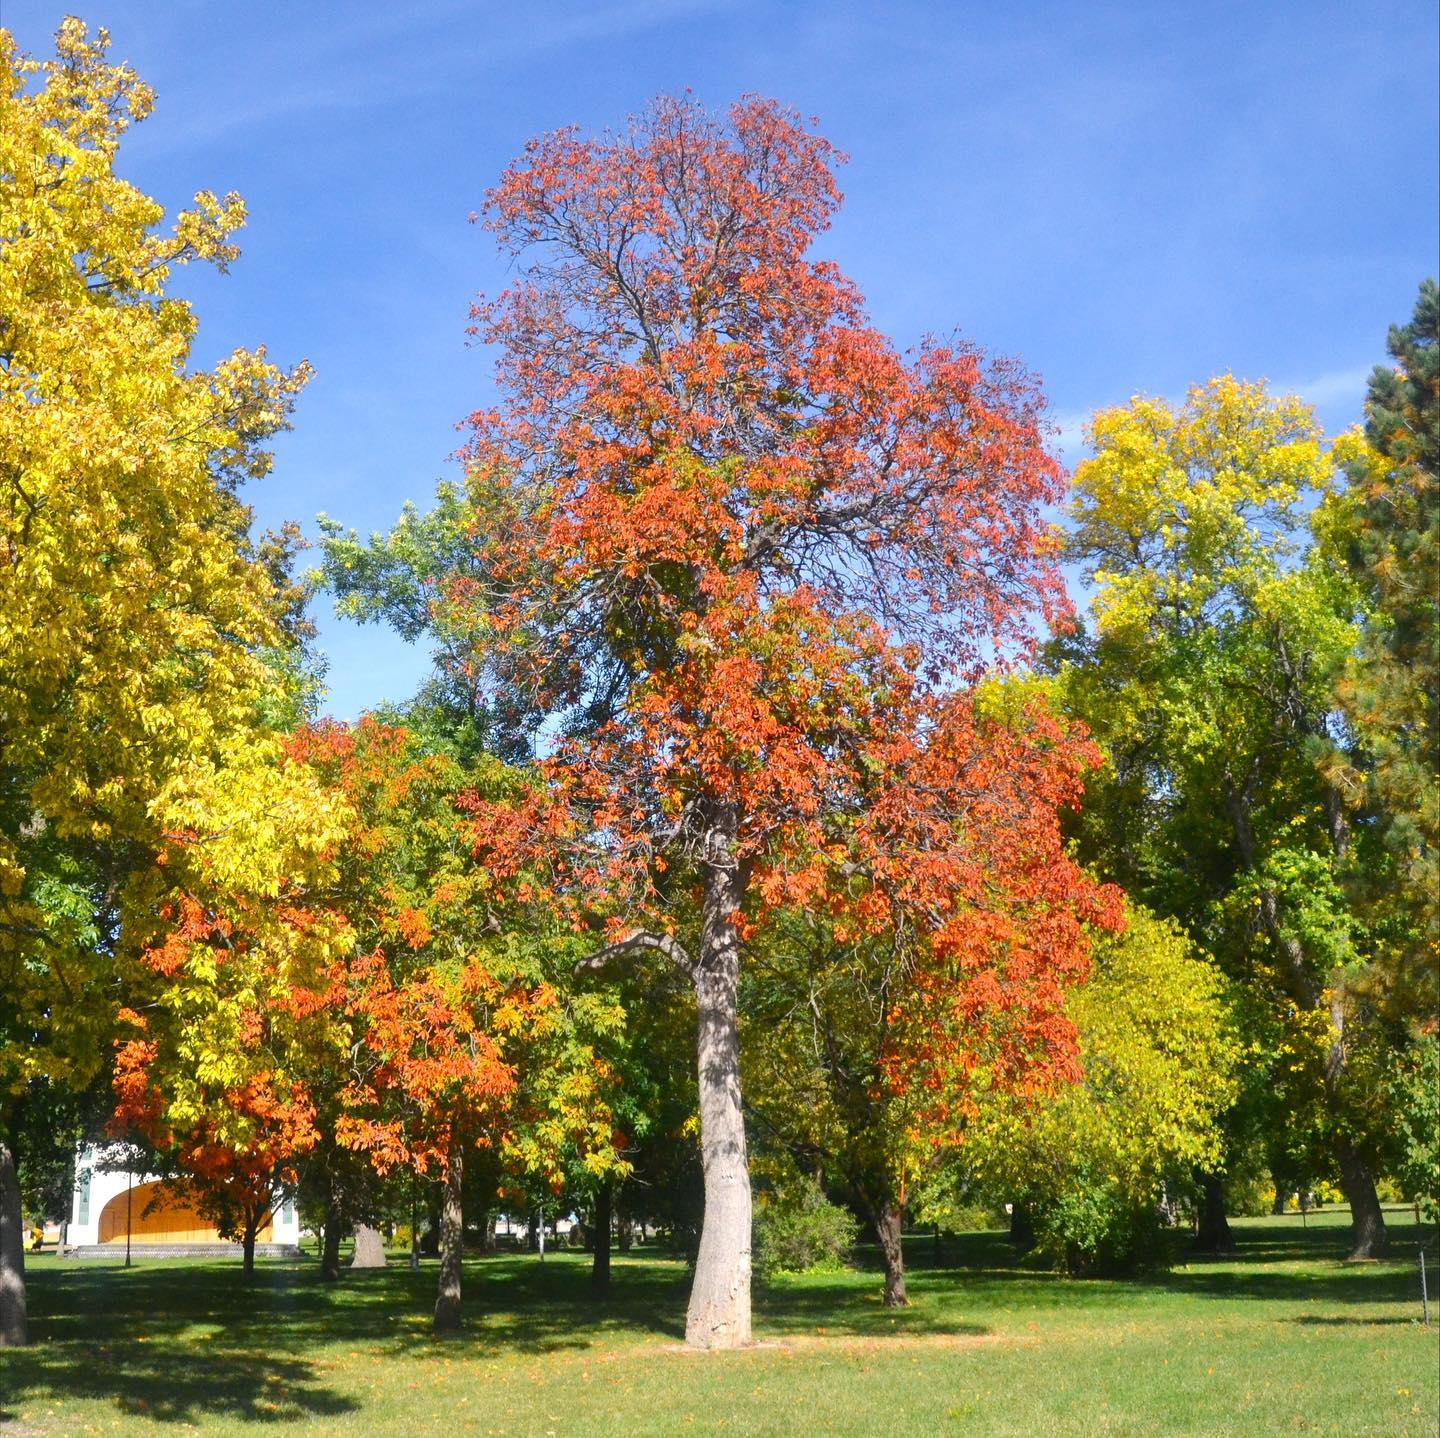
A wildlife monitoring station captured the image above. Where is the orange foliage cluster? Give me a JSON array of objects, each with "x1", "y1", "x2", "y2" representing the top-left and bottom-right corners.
[
  {"x1": 114, "y1": 718, "x2": 564, "y2": 1209},
  {"x1": 456, "y1": 94, "x2": 1115, "y2": 1140}
]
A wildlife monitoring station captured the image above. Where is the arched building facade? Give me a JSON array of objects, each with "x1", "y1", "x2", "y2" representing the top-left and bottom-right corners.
[{"x1": 65, "y1": 1147, "x2": 301, "y2": 1257}]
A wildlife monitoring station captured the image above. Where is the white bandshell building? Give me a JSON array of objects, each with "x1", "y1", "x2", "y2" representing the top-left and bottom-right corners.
[{"x1": 65, "y1": 1146, "x2": 301, "y2": 1258}]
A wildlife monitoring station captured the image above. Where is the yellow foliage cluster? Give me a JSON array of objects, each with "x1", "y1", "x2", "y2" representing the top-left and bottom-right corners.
[
  {"x1": 0, "y1": 22, "x2": 317, "y2": 1093},
  {"x1": 966, "y1": 904, "x2": 1241, "y2": 1206},
  {"x1": 1070, "y1": 376, "x2": 1335, "y2": 642}
]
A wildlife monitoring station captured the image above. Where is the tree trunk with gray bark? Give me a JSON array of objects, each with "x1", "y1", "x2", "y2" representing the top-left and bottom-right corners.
[
  {"x1": 0, "y1": 1138, "x2": 27, "y2": 1346},
  {"x1": 1336, "y1": 1138, "x2": 1388, "y2": 1259},
  {"x1": 874, "y1": 1203, "x2": 908, "y2": 1307},
  {"x1": 1193, "y1": 1172, "x2": 1235, "y2": 1254},
  {"x1": 684, "y1": 818, "x2": 753, "y2": 1350},
  {"x1": 591, "y1": 1180, "x2": 612, "y2": 1297},
  {"x1": 241, "y1": 1214, "x2": 259, "y2": 1278},
  {"x1": 320, "y1": 1201, "x2": 343, "y2": 1282},
  {"x1": 433, "y1": 1146, "x2": 464, "y2": 1336}
]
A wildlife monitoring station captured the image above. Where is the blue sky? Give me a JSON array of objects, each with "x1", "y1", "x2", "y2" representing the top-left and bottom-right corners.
[{"x1": 7, "y1": 1, "x2": 1438, "y2": 718}]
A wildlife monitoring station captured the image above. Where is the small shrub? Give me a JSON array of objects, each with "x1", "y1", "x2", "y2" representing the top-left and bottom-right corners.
[
  {"x1": 1026, "y1": 1173, "x2": 1180, "y2": 1276},
  {"x1": 1227, "y1": 1169, "x2": 1277, "y2": 1218},
  {"x1": 753, "y1": 1181, "x2": 858, "y2": 1277}
]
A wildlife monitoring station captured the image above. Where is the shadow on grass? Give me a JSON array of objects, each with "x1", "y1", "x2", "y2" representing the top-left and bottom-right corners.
[
  {"x1": 1291, "y1": 1314, "x2": 1424, "y2": 1327},
  {"x1": 26, "y1": 1254, "x2": 695, "y2": 1356},
  {"x1": 6, "y1": 1209, "x2": 1428, "y2": 1424},
  {"x1": 3, "y1": 1249, "x2": 1000, "y2": 1427},
  {"x1": 1157, "y1": 1260, "x2": 1420, "y2": 1307},
  {"x1": 756, "y1": 1275, "x2": 990, "y2": 1339},
  {"x1": 0, "y1": 1340, "x2": 358, "y2": 1428}
]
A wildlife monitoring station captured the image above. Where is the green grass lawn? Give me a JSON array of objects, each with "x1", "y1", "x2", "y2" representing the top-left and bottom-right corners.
[{"x1": 2, "y1": 1209, "x2": 1436, "y2": 1437}]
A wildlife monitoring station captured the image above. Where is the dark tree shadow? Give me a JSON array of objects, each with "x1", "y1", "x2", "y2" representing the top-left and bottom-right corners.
[
  {"x1": 5, "y1": 1207, "x2": 1429, "y2": 1424},
  {"x1": 1292, "y1": 1315, "x2": 1423, "y2": 1327},
  {"x1": 0, "y1": 1343, "x2": 358, "y2": 1427}
]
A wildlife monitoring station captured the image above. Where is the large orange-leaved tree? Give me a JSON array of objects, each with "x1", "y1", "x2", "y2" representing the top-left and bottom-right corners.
[{"x1": 453, "y1": 95, "x2": 1081, "y2": 1348}]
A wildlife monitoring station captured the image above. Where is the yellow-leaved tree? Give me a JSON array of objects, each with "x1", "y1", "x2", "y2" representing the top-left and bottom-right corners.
[
  {"x1": 943, "y1": 903, "x2": 1242, "y2": 1273},
  {"x1": 0, "y1": 21, "x2": 321, "y2": 1344}
]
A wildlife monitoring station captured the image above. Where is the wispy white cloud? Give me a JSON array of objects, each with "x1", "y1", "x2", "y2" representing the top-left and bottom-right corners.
[
  {"x1": 1281, "y1": 364, "x2": 1371, "y2": 411},
  {"x1": 132, "y1": 0, "x2": 749, "y2": 153},
  {"x1": 505, "y1": 0, "x2": 745, "y2": 55}
]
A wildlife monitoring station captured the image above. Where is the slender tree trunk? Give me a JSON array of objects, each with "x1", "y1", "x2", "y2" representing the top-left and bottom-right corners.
[
  {"x1": 433, "y1": 1145, "x2": 464, "y2": 1336},
  {"x1": 320, "y1": 1193, "x2": 343, "y2": 1282},
  {"x1": 685, "y1": 821, "x2": 753, "y2": 1351},
  {"x1": 591, "y1": 1180, "x2": 612, "y2": 1297},
  {"x1": 1272, "y1": 1191, "x2": 1287, "y2": 1216},
  {"x1": 0, "y1": 1137, "x2": 28, "y2": 1346},
  {"x1": 1336, "y1": 1138, "x2": 1388, "y2": 1259},
  {"x1": 1193, "y1": 1173, "x2": 1235, "y2": 1254},
  {"x1": 874, "y1": 1204, "x2": 908, "y2": 1308},
  {"x1": 479, "y1": 1209, "x2": 497, "y2": 1255},
  {"x1": 351, "y1": 1224, "x2": 387, "y2": 1269},
  {"x1": 242, "y1": 1215, "x2": 258, "y2": 1278}
]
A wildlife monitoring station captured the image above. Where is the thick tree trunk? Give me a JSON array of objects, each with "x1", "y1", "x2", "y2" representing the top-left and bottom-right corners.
[
  {"x1": 320, "y1": 1194, "x2": 343, "y2": 1282},
  {"x1": 242, "y1": 1217, "x2": 258, "y2": 1278},
  {"x1": 685, "y1": 828, "x2": 753, "y2": 1351},
  {"x1": 591, "y1": 1180, "x2": 612, "y2": 1297},
  {"x1": 1337, "y1": 1138, "x2": 1388, "y2": 1259},
  {"x1": 1324, "y1": 990, "x2": 1389, "y2": 1260},
  {"x1": 874, "y1": 1204, "x2": 908, "y2": 1308},
  {"x1": 1193, "y1": 1173, "x2": 1235, "y2": 1254},
  {"x1": 351, "y1": 1224, "x2": 387, "y2": 1268},
  {"x1": 433, "y1": 1145, "x2": 464, "y2": 1336},
  {"x1": 0, "y1": 1137, "x2": 28, "y2": 1346}
]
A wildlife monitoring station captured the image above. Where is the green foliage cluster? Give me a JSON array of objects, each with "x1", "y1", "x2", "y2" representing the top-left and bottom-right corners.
[
  {"x1": 753, "y1": 1179, "x2": 859, "y2": 1278},
  {"x1": 1384, "y1": 1035, "x2": 1440, "y2": 1222},
  {"x1": 1044, "y1": 299, "x2": 1439, "y2": 1264},
  {"x1": 1325, "y1": 281, "x2": 1440, "y2": 997}
]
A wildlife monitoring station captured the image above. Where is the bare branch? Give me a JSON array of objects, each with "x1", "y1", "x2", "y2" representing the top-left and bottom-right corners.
[{"x1": 576, "y1": 929, "x2": 695, "y2": 978}]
